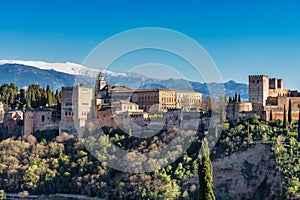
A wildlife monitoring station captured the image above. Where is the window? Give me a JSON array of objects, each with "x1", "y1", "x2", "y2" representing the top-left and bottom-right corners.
[
  {"x1": 42, "y1": 115, "x2": 45, "y2": 122},
  {"x1": 65, "y1": 103, "x2": 72, "y2": 106}
]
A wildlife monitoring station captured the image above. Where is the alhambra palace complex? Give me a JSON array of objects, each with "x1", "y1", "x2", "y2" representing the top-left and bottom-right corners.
[{"x1": 0, "y1": 73, "x2": 300, "y2": 138}]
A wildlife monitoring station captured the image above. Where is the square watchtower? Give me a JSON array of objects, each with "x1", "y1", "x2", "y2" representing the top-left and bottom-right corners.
[{"x1": 249, "y1": 75, "x2": 269, "y2": 110}]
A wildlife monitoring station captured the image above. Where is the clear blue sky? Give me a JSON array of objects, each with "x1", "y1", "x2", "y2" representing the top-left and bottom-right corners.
[{"x1": 1, "y1": 0, "x2": 300, "y2": 89}]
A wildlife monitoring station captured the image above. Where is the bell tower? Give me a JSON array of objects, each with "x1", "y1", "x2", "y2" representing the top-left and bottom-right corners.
[{"x1": 95, "y1": 71, "x2": 106, "y2": 97}]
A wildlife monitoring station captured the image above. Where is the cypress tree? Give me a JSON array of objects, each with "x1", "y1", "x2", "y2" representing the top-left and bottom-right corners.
[
  {"x1": 238, "y1": 94, "x2": 241, "y2": 102},
  {"x1": 283, "y1": 104, "x2": 287, "y2": 129},
  {"x1": 198, "y1": 139, "x2": 216, "y2": 200},
  {"x1": 234, "y1": 93, "x2": 238, "y2": 102},
  {"x1": 46, "y1": 85, "x2": 53, "y2": 106},
  {"x1": 247, "y1": 120, "x2": 252, "y2": 143},
  {"x1": 298, "y1": 108, "x2": 300, "y2": 142},
  {"x1": 26, "y1": 89, "x2": 32, "y2": 108},
  {"x1": 55, "y1": 89, "x2": 60, "y2": 104},
  {"x1": 288, "y1": 99, "x2": 292, "y2": 124}
]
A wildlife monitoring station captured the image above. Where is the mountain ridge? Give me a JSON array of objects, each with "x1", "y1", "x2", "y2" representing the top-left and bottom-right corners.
[{"x1": 0, "y1": 61, "x2": 248, "y2": 100}]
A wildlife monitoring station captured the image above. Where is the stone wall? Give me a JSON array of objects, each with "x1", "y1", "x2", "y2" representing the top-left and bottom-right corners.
[
  {"x1": 24, "y1": 107, "x2": 60, "y2": 135},
  {"x1": 227, "y1": 102, "x2": 253, "y2": 121}
]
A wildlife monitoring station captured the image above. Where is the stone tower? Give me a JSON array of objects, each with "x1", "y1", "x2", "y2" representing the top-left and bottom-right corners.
[
  {"x1": 249, "y1": 75, "x2": 269, "y2": 110},
  {"x1": 59, "y1": 85, "x2": 93, "y2": 136},
  {"x1": 95, "y1": 71, "x2": 106, "y2": 97}
]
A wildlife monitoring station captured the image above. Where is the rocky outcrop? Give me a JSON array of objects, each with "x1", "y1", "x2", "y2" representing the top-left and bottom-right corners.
[{"x1": 213, "y1": 143, "x2": 282, "y2": 199}]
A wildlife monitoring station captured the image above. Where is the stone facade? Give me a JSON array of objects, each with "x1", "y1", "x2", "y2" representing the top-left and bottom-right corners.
[
  {"x1": 24, "y1": 106, "x2": 61, "y2": 135},
  {"x1": 111, "y1": 100, "x2": 144, "y2": 114},
  {"x1": 131, "y1": 89, "x2": 202, "y2": 112},
  {"x1": 175, "y1": 90, "x2": 202, "y2": 112},
  {"x1": 97, "y1": 100, "x2": 148, "y2": 130},
  {"x1": 59, "y1": 85, "x2": 93, "y2": 136},
  {"x1": 131, "y1": 89, "x2": 176, "y2": 112}
]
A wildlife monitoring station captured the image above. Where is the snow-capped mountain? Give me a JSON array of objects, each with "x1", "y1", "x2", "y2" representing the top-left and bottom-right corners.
[
  {"x1": 0, "y1": 60, "x2": 248, "y2": 99},
  {"x1": 0, "y1": 60, "x2": 127, "y2": 78}
]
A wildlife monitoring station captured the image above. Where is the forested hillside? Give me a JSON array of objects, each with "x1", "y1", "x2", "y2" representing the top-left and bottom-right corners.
[{"x1": 0, "y1": 115, "x2": 299, "y2": 199}]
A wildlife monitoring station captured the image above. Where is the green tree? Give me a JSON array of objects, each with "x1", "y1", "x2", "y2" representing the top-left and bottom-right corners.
[
  {"x1": 288, "y1": 99, "x2": 292, "y2": 124},
  {"x1": 0, "y1": 83, "x2": 19, "y2": 110},
  {"x1": 234, "y1": 93, "x2": 238, "y2": 102},
  {"x1": 298, "y1": 108, "x2": 300, "y2": 142},
  {"x1": 198, "y1": 139, "x2": 216, "y2": 200},
  {"x1": 54, "y1": 89, "x2": 61, "y2": 104},
  {"x1": 0, "y1": 190, "x2": 6, "y2": 200},
  {"x1": 26, "y1": 84, "x2": 48, "y2": 108},
  {"x1": 283, "y1": 104, "x2": 287, "y2": 129},
  {"x1": 46, "y1": 85, "x2": 53, "y2": 106}
]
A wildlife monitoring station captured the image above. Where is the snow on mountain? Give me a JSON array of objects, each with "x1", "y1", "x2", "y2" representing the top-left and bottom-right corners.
[
  {"x1": 0, "y1": 60, "x2": 127, "y2": 77},
  {"x1": 0, "y1": 60, "x2": 98, "y2": 77},
  {"x1": 0, "y1": 60, "x2": 249, "y2": 99}
]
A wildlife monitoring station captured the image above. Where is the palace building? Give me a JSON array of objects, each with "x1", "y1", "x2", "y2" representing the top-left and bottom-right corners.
[
  {"x1": 94, "y1": 71, "x2": 203, "y2": 129},
  {"x1": 95, "y1": 72, "x2": 202, "y2": 113}
]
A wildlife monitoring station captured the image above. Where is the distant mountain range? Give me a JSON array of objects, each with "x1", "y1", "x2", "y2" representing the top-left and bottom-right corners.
[{"x1": 0, "y1": 60, "x2": 248, "y2": 100}]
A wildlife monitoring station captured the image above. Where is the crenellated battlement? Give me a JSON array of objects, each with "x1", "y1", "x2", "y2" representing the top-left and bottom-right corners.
[
  {"x1": 249, "y1": 75, "x2": 269, "y2": 80},
  {"x1": 249, "y1": 75, "x2": 269, "y2": 84}
]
